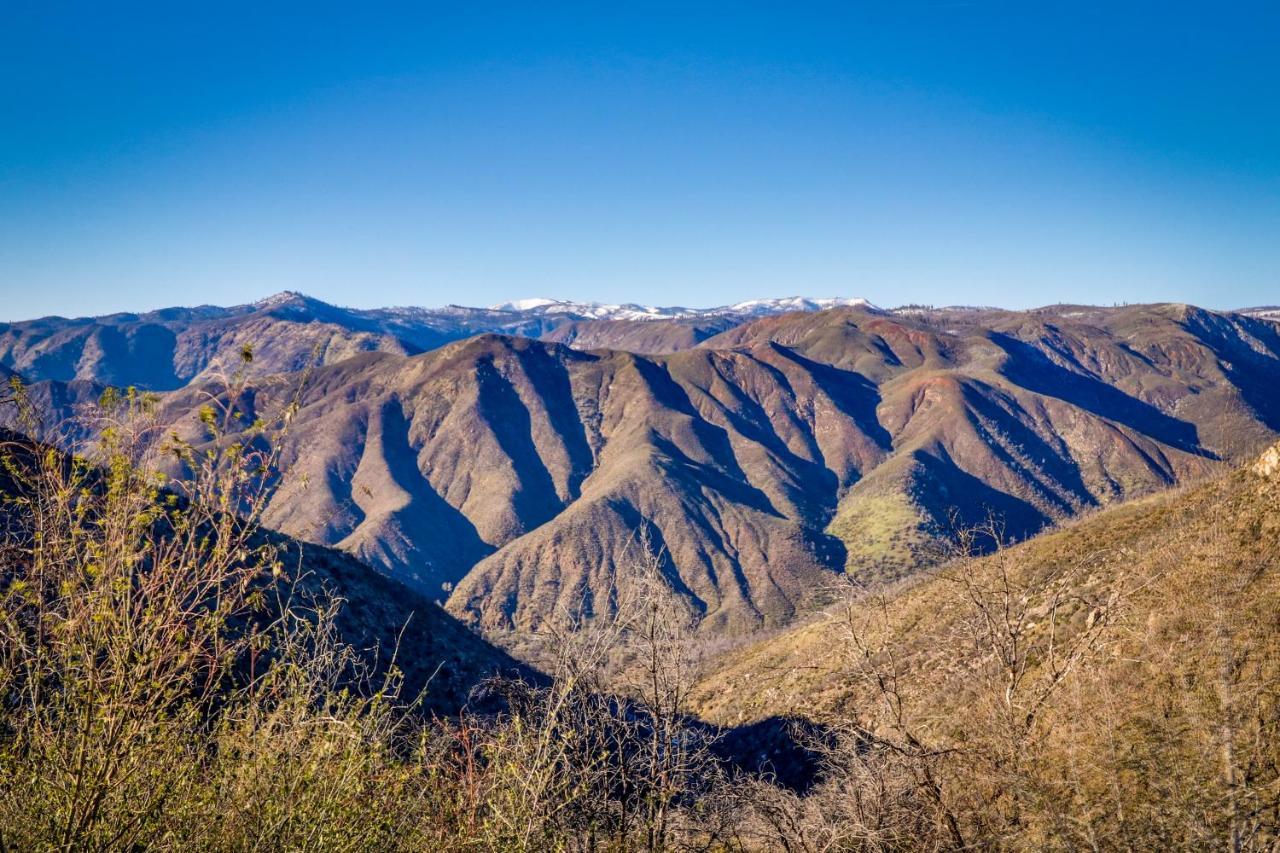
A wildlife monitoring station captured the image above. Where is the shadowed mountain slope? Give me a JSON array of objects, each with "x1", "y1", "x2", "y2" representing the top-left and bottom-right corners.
[
  {"x1": 154, "y1": 337, "x2": 852, "y2": 636},
  {"x1": 705, "y1": 303, "x2": 1279, "y2": 575},
  {"x1": 270, "y1": 535, "x2": 534, "y2": 713}
]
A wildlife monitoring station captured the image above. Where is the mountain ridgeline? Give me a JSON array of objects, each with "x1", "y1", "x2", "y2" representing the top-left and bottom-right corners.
[
  {"x1": 0, "y1": 292, "x2": 869, "y2": 389},
  {"x1": 5, "y1": 296, "x2": 1279, "y2": 643}
]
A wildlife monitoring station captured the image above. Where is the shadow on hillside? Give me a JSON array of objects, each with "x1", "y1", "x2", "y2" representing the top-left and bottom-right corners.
[
  {"x1": 475, "y1": 356, "x2": 566, "y2": 529},
  {"x1": 273, "y1": 537, "x2": 540, "y2": 717},
  {"x1": 771, "y1": 343, "x2": 894, "y2": 453},
  {"x1": 710, "y1": 715, "x2": 833, "y2": 794},
  {"x1": 913, "y1": 447, "x2": 1053, "y2": 548},
  {"x1": 347, "y1": 399, "x2": 494, "y2": 592},
  {"x1": 989, "y1": 332, "x2": 1212, "y2": 457},
  {"x1": 512, "y1": 343, "x2": 597, "y2": 499},
  {"x1": 1181, "y1": 311, "x2": 1280, "y2": 432}
]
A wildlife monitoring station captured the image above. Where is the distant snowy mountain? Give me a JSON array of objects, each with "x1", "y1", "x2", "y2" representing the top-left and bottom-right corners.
[
  {"x1": 487, "y1": 296, "x2": 874, "y2": 321},
  {"x1": 1241, "y1": 306, "x2": 1280, "y2": 321},
  {"x1": 488, "y1": 297, "x2": 566, "y2": 312},
  {"x1": 726, "y1": 296, "x2": 873, "y2": 316}
]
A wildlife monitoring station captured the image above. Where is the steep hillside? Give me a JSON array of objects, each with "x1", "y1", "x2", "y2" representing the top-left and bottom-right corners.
[
  {"x1": 257, "y1": 535, "x2": 534, "y2": 714},
  {"x1": 134, "y1": 303, "x2": 1279, "y2": 646},
  {"x1": 155, "y1": 336, "x2": 851, "y2": 636},
  {"x1": 705, "y1": 302, "x2": 1280, "y2": 577}
]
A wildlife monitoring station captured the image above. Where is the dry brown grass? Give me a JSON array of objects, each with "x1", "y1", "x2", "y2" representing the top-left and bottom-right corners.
[{"x1": 693, "y1": 455, "x2": 1280, "y2": 850}]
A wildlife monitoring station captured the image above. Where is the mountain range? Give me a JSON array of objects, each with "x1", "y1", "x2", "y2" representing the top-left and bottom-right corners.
[
  {"x1": 5, "y1": 294, "x2": 1277, "y2": 649},
  {"x1": 0, "y1": 292, "x2": 872, "y2": 389}
]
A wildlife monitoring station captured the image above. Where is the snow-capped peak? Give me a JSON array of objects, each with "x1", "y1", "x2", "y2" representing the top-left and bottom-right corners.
[
  {"x1": 484, "y1": 296, "x2": 876, "y2": 322},
  {"x1": 253, "y1": 290, "x2": 310, "y2": 309},
  {"x1": 727, "y1": 296, "x2": 872, "y2": 316},
  {"x1": 489, "y1": 297, "x2": 564, "y2": 312}
]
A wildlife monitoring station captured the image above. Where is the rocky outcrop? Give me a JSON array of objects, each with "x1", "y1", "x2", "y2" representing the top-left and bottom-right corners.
[{"x1": 1255, "y1": 444, "x2": 1280, "y2": 480}]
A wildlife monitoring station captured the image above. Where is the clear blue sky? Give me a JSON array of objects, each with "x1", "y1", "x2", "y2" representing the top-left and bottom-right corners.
[{"x1": 2, "y1": 1, "x2": 1278, "y2": 320}]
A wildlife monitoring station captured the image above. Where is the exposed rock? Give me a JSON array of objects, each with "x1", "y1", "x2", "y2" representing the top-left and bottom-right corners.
[{"x1": 1255, "y1": 444, "x2": 1280, "y2": 480}]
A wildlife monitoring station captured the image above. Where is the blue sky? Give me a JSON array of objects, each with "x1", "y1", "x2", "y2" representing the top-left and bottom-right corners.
[{"x1": 2, "y1": 2, "x2": 1278, "y2": 320}]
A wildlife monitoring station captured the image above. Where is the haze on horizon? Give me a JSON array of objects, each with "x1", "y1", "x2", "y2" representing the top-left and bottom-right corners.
[{"x1": 2, "y1": 2, "x2": 1278, "y2": 320}]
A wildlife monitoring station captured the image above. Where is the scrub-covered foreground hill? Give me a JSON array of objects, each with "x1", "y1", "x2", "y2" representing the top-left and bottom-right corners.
[
  {"x1": 689, "y1": 443, "x2": 1280, "y2": 726},
  {"x1": 129, "y1": 302, "x2": 1280, "y2": 645}
]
